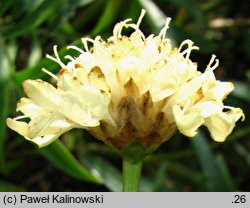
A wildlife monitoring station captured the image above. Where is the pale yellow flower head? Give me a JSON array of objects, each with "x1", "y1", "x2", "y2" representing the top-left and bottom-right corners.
[{"x1": 7, "y1": 10, "x2": 244, "y2": 150}]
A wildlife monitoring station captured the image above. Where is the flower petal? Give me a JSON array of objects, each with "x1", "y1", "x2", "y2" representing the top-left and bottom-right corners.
[
  {"x1": 202, "y1": 80, "x2": 234, "y2": 101},
  {"x1": 59, "y1": 92, "x2": 100, "y2": 127},
  {"x1": 60, "y1": 74, "x2": 110, "y2": 118},
  {"x1": 192, "y1": 101, "x2": 223, "y2": 117},
  {"x1": 6, "y1": 118, "x2": 29, "y2": 137},
  {"x1": 171, "y1": 76, "x2": 203, "y2": 104},
  {"x1": 26, "y1": 132, "x2": 68, "y2": 148},
  {"x1": 173, "y1": 105, "x2": 204, "y2": 137},
  {"x1": 28, "y1": 113, "x2": 56, "y2": 138},
  {"x1": 16, "y1": 98, "x2": 43, "y2": 119},
  {"x1": 29, "y1": 115, "x2": 74, "y2": 147},
  {"x1": 7, "y1": 114, "x2": 74, "y2": 147},
  {"x1": 23, "y1": 79, "x2": 62, "y2": 109},
  {"x1": 204, "y1": 108, "x2": 244, "y2": 142}
]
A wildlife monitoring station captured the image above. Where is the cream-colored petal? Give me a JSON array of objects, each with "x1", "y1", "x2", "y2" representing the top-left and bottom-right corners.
[
  {"x1": 27, "y1": 114, "x2": 74, "y2": 147},
  {"x1": 204, "y1": 108, "x2": 244, "y2": 142},
  {"x1": 173, "y1": 105, "x2": 204, "y2": 137},
  {"x1": 23, "y1": 79, "x2": 62, "y2": 109},
  {"x1": 40, "y1": 113, "x2": 75, "y2": 135},
  {"x1": 26, "y1": 129, "x2": 71, "y2": 148},
  {"x1": 163, "y1": 76, "x2": 203, "y2": 118},
  {"x1": 62, "y1": 73, "x2": 110, "y2": 116},
  {"x1": 27, "y1": 135, "x2": 58, "y2": 148},
  {"x1": 16, "y1": 98, "x2": 43, "y2": 119},
  {"x1": 6, "y1": 118, "x2": 29, "y2": 137},
  {"x1": 24, "y1": 110, "x2": 73, "y2": 138},
  {"x1": 117, "y1": 56, "x2": 142, "y2": 84},
  {"x1": 152, "y1": 88, "x2": 177, "y2": 102},
  {"x1": 202, "y1": 81, "x2": 234, "y2": 101},
  {"x1": 28, "y1": 113, "x2": 54, "y2": 138},
  {"x1": 192, "y1": 101, "x2": 223, "y2": 117},
  {"x1": 79, "y1": 85, "x2": 110, "y2": 118},
  {"x1": 88, "y1": 67, "x2": 110, "y2": 92},
  {"x1": 140, "y1": 38, "x2": 160, "y2": 67},
  {"x1": 173, "y1": 76, "x2": 203, "y2": 103},
  {"x1": 59, "y1": 92, "x2": 100, "y2": 127},
  {"x1": 77, "y1": 53, "x2": 96, "y2": 72}
]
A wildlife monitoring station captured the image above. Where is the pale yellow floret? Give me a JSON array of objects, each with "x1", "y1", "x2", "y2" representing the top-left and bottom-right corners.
[{"x1": 6, "y1": 10, "x2": 244, "y2": 148}]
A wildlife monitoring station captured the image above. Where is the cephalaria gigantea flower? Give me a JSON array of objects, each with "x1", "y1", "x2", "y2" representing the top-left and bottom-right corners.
[{"x1": 7, "y1": 10, "x2": 244, "y2": 150}]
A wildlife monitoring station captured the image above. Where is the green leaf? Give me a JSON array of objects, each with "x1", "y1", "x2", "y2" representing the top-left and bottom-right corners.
[
  {"x1": 78, "y1": 0, "x2": 96, "y2": 6},
  {"x1": 0, "y1": 38, "x2": 14, "y2": 171},
  {"x1": 0, "y1": 159, "x2": 23, "y2": 175},
  {"x1": 122, "y1": 0, "x2": 141, "y2": 21},
  {"x1": 138, "y1": 0, "x2": 167, "y2": 33},
  {"x1": 231, "y1": 81, "x2": 250, "y2": 102},
  {"x1": 167, "y1": 0, "x2": 206, "y2": 26},
  {"x1": 0, "y1": 180, "x2": 23, "y2": 191},
  {"x1": 0, "y1": 0, "x2": 13, "y2": 16},
  {"x1": 83, "y1": 155, "x2": 122, "y2": 191},
  {"x1": 1, "y1": 0, "x2": 61, "y2": 39},
  {"x1": 27, "y1": 35, "x2": 42, "y2": 67},
  {"x1": 73, "y1": 0, "x2": 105, "y2": 32},
  {"x1": 234, "y1": 143, "x2": 250, "y2": 167},
  {"x1": 151, "y1": 163, "x2": 169, "y2": 191},
  {"x1": 191, "y1": 131, "x2": 230, "y2": 191},
  {"x1": 227, "y1": 127, "x2": 250, "y2": 143},
  {"x1": 145, "y1": 148, "x2": 195, "y2": 162},
  {"x1": 91, "y1": 0, "x2": 123, "y2": 36},
  {"x1": 40, "y1": 140, "x2": 102, "y2": 184},
  {"x1": 170, "y1": 25, "x2": 215, "y2": 53},
  {"x1": 242, "y1": 30, "x2": 250, "y2": 59},
  {"x1": 215, "y1": 154, "x2": 234, "y2": 191},
  {"x1": 201, "y1": 0, "x2": 224, "y2": 12},
  {"x1": 165, "y1": 161, "x2": 203, "y2": 188},
  {"x1": 46, "y1": 0, "x2": 91, "y2": 33},
  {"x1": 139, "y1": 177, "x2": 154, "y2": 192}
]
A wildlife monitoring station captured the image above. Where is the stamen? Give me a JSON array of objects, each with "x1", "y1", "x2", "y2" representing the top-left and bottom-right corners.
[
  {"x1": 67, "y1": 45, "x2": 85, "y2": 54},
  {"x1": 206, "y1": 55, "x2": 219, "y2": 71},
  {"x1": 178, "y1": 40, "x2": 199, "y2": 59},
  {"x1": 137, "y1": 9, "x2": 146, "y2": 27},
  {"x1": 84, "y1": 37, "x2": 96, "y2": 44},
  {"x1": 224, "y1": 106, "x2": 234, "y2": 110},
  {"x1": 159, "y1": 18, "x2": 171, "y2": 39},
  {"x1": 14, "y1": 115, "x2": 29, "y2": 120},
  {"x1": 46, "y1": 45, "x2": 67, "y2": 69},
  {"x1": 81, "y1": 38, "x2": 96, "y2": 52},
  {"x1": 81, "y1": 38, "x2": 89, "y2": 52},
  {"x1": 95, "y1": 36, "x2": 102, "y2": 42},
  {"x1": 53, "y1": 45, "x2": 64, "y2": 66},
  {"x1": 183, "y1": 99, "x2": 191, "y2": 112},
  {"x1": 64, "y1": 55, "x2": 75, "y2": 61},
  {"x1": 113, "y1": 19, "x2": 131, "y2": 38},
  {"x1": 178, "y1": 40, "x2": 191, "y2": 52},
  {"x1": 42, "y1": 68, "x2": 58, "y2": 80},
  {"x1": 127, "y1": 23, "x2": 146, "y2": 40}
]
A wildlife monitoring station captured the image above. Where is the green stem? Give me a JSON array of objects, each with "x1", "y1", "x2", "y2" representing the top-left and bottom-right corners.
[{"x1": 122, "y1": 157, "x2": 143, "y2": 192}]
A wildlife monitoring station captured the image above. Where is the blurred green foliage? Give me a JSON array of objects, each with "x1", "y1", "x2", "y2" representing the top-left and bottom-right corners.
[{"x1": 0, "y1": 0, "x2": 249, "y2": 191}]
